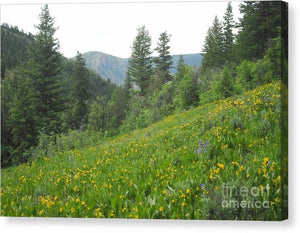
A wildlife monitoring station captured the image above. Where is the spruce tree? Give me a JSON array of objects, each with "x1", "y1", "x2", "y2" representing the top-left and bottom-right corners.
[
  {"x1": 8, "y1": 67, "x2": 38, "y2": 164},
  {"x1": 235, "y1": 1, "x2": 285, "y2": 62},
  {"x1": 218, "y1": 66, "x2": 234, "y2": 98},
  {"x1": 69, "y1": 51, "x2": 89, "y2": 129},
  {"x1": 154, "y1": 31, "x2": 173, "y2": 83},
  {"x1": 223, "y1": 2, "x2": 234, "y2": 63},
  {"x1": 202, "y1": 16, "x2": 224, "y2": 70},
  {"x1": 175, "y1": 55, "x2": 185, "y2": 82},
  {"x1": 27, "y1": 4, "x2": 65, "y2": 134},
  {"x1": 127, "y1": 26, "x2": 153, "y2": 96}
]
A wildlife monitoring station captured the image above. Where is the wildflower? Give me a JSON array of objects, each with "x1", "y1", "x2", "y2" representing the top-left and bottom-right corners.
[
  {"x1": 209, "y1": 172, "x2": 213, "y2": 181},
  {"x1": 159, "y1": 207, "x2": 164, "y2": 212},
  {"x1": 239, "y1": 165, "x2": 245, "y2": 172},
  {"x1": 39, "y1": 209, "x2": 44, "y2": 216},
  {"x1": 217, "y1": 163, "x2": 225, "y2": 169},
  {"x1": 73, "y1": 186, "x2": 80, "y2": 192},
  {"x1": 71, "y1": 207, "x2": 75, "y2": 213},
  {"x1": 213, "y1": 168, "x2": 220, "y2": 174},
  {"x1": 18, "y1": 175, "x2": 27, "y2": 183},
  {"x1": 181, "y1": 201, "x2": 187, "y2": 207},
  {"x1": 262, "y1": 157, "x2": 269, "y2": 167},
  {"x1": 162, "y1": 190, "x2": 167, "y2": 195},
  {"x1": 110, "y1": 211, "x2": 115, "y2": 217},
  {"x1": 197, "y1": 139, "x2": 210, "y2": 154},
  {"x1": 186, "y1": 188, "x2": 191, "y2": 194}
]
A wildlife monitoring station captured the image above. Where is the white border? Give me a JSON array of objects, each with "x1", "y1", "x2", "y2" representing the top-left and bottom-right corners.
[{"x1": 0, "y1": 0, "x2": 299, "y2": 232}]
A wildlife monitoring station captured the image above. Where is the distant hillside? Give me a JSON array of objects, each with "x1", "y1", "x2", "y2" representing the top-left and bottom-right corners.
[
  {"x1": 82, "y1": 51, "x2": 203, "y2": 85},
  {"x1": 82, "y1": 51, "x2": 129, "y2": 85},
  {"x1": 1, "y1": 23, "x2": 35, "y2": 77}
]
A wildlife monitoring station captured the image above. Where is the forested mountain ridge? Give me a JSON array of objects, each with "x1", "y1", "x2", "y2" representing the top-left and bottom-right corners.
[
  {"x1": 81, "y1": 51, "x2": 129, "y2": 85},
  {"x1": 82, "y1": 51, "x2": 203, "y2": 85},
  {"x1": 1, "y1": 20, "x2": 117, "y2": 166},
  {"x1": 1, "y1": 24, "x2": 34, "y2": 77}
]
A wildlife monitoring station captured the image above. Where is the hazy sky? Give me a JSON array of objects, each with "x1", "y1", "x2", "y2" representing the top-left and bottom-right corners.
[{"x1": 1, "y1": 0, "x2": 241, "y2": 58}]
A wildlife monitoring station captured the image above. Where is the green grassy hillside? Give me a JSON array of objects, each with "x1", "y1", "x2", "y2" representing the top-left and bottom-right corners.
[{"x1": 1, "y1": 81, "x2": 287, "y2": 220}]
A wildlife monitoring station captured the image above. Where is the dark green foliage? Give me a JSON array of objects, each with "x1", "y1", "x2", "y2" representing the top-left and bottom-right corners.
[
  {"x1": 174, "y1": 65, "x2": 198, "y2": 110},
  {"x1": 1, "y1": 67, "x2": 38, "y2": 165},
  {"x1": 1, "y1": 24, "x2": 34, "y2": 78},
  {"x1": 235, "y1": 1, "x2": 284, "y2": 62},
  {"x1": 202, "y1": 16, "x2": 224, "y2": 70},
  {"x1": 87, "y1": 97, "x2": 109, "y2": 133},
  {"x1": 27, "y1": 4, "x2": 65, "y2": 134},
  {"x1": 154, "y1": 31, "x2": 173, "y2": 83},
  {"x1": 127, "y1": 26, "x2": 153, "y2": 96},
  {"x1": 223, "y1": 2, "x2": 235, "y2": 63},
  {"x1": 107, "y1": 87, "x2": 129, "y2": 132},
  {"x1": 217, "y1": 67, "x2": 234, "y2": 98},
  {"x1": 68, "y1": 52, "x2": 90, "y2": 130},
  {"x1": 235, "y1": 60, "x2": 255, "y2": 91},
  {"x1": 150, "y1": 81, "x2": 174, "y2": 122}
]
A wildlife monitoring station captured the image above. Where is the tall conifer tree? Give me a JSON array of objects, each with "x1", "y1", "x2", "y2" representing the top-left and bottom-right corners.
[
  {"x1": 223, "y1": 2, "x2": 234, "y2": 63},
  {"x1": 154, "y1": 31, "x2": 173, "y2": 83},
  {"x1": 127, "y1": 26, "x2": 153, "y2": 96},
  {"x1": 69, "y1": 51, "x2": 89, "y2": 129},
  {"x1": 27, "y1": 4, "x2": 65, "y2": 133},
  {"x1": 202, "y1": 16, "x2": 224, "y2": 70}
]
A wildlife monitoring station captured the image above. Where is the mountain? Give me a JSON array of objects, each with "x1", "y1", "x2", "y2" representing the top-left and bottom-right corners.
[
  {"x1": 82, "y1": 51, "x2": 129, "y2": 85},
  {"x1": 82, "y1": 51, "x2": 203, "y2": 85},
  {"x1": 1, "y1": 23, "x2": 35, "y2": 77}
]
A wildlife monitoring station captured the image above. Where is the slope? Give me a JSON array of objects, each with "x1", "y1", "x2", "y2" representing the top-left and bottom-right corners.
[
  {"x1": 1, "y1": 24, "x2": 35, "y2": 77},
  {"x1": 1, "y1": 81, "x2": 287, "y2": 220}
]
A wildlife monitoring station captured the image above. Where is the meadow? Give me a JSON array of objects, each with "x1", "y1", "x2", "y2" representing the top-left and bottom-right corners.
[{"x1": 1, "y1": 81, "x2": 287, "y2": 220}]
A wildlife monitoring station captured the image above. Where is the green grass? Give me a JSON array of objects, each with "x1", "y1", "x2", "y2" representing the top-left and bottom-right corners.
[{"x1": 1, "y1": 81, "x2": 287, "y2": 220}]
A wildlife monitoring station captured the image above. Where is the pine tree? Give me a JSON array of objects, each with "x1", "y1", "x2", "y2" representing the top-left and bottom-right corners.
[
  {"x1": 69, "y1": 51, "x2": 89, "y2": 129},
  {"x1": 175, "y1": 55, "x2": 185, "y2": 82},
  {"x1": 154, "y1": 31, "x2": 173, "y2": 83},
  {"x1": 27, "y1": 4, "x2": 65, "y2": 134},
  {"x1": 127, "y1": 26, "x2": 153, "y2": 96},
  {"x1": 235, "y1": 1, "x2": 284, "y2": 62},
  {"x1": 223, "y1": 2, "x2": 234, "y2": 63},
  {"x1": 202, "y1": 16, "x2": 224, "y2": 70},
  {"x1": 174, "y1": 65, "x2": 198, "y2": 109},
  {"x1": 218, "y1": 66, "x2": 234, "y2": 98},
  {"x1": 7, "y1": 67, "x2": 38, "y2": 164}
]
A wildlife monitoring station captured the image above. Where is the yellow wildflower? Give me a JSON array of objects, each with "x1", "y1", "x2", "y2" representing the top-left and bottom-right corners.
[
  {"x1": 217, "y1": 163, "x2": 225, "y2": 169},
  {"x1": 262, "y1": 157, "x2": 269, "y2": 167}
]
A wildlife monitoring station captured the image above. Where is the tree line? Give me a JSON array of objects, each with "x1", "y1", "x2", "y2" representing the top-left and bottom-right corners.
[{"x1": 1, "y1": 1, "x2": 287, "y2": 167}]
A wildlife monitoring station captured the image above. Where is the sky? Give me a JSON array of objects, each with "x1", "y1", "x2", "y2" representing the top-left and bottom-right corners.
[{"x1": 0, "y1": 0, "x2": 241, "y2": 58}]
